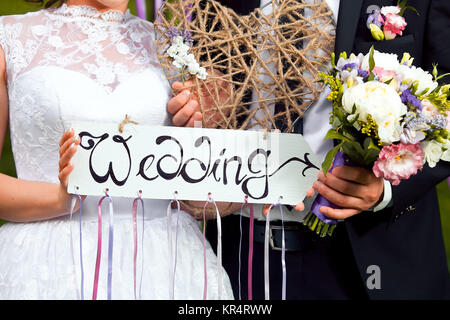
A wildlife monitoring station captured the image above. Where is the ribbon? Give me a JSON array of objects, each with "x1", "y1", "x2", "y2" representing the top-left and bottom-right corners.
[
  {"x1": 135, "y1": 0, "x2": 147, "y2": 20},
  {"x1": 310, "y1": 151, "x2": 351, "y2": 225},
  {"x1": 238, "y1": 196, "x2": 254, "y2": 300},
  {"x1": 248, "y1": 202, "x2": 254, "y2": 301},
  {"x1": 167, "y1": 193, "x2": 181, "y2": 300},
  {"x1": 93, "y1": 193, "x2": 114, "y2": 300},
  {"x1": 279, "y1": 204, "x2": 286, "y2": 300},
  {"x1": 264, "y1": 204, "x2": 272, "y2": 300},
  {"x1": 69, "y1": 193, "x2": 84, "y2": 300},
  {"x1": 202, "y1": 194, "x2": 223, "y2": 300},
  {"x1": 132, "y1": 195, "x2": 145, "y2": 300},
  {"x1": 264, "y1": 201, "x2": 286, "y2": 300},
  {"x1": 154, "y1": 0, "x2": 163, "y2": 21}
]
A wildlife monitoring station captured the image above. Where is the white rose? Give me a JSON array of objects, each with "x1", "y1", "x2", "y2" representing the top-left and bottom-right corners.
[
  {"x1": 362, "y1": 50, "x2": 400, "y2": 72},
  {"x1": 396, "y1": 64, "x2": 438, "y2": 95},
  {"x1": 421, "y1": 140, "x2": 444, "y2": 168},
  {"x1": 342, "y1": 81, "x2": 406, "y2": 144}
]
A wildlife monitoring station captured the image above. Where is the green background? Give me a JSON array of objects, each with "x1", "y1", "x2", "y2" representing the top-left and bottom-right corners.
[{"x1": 0, "y1": 1, "x2": 449, "y2": 272}]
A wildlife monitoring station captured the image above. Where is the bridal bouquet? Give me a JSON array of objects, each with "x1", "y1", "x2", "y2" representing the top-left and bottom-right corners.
[{"x1": 304, "y1": 46, "x2": 450, "y2": 237}]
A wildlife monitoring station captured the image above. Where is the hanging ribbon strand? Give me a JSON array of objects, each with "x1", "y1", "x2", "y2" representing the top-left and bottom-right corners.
[
  {"x1": 248, "y1": 201, "x2": 254, "y2": 301},
  {"x1": 202, "y1": 193, "x2": 223, "y2": 300},
  {"x1": 264, "y1": 199, "x2": 286, "y2": 300},
  {"x1": 167, "y1": 192, "x2": 181, "y2": 300},
  {"x1": 238, "y1": 195, "x2": 254, "y2": 300},
  {"x1": 132, "y1": 192, "x2": 145, "y2": 300},
  {"x1": 154, "y1": 0, "x2": 163, "y2": 21},
  {"x1": 93, "y1": 191, "x2": 114, "y2": 300},
  {"x1": 135, "y1": 0, "x2": 147, "y2": 20},
  {"x1": 70, "y1": 193, "x2": 84, "y2": 300}
]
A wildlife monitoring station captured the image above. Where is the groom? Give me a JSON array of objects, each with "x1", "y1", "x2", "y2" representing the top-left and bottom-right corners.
[{"x1": 171, "y1": 0, "x2": 450, "y2": 299}]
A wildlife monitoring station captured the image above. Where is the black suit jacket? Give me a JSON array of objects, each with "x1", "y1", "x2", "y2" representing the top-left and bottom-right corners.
[
  {"x1": 217, "y1": 0, "x2": 450, "y2": 299},
  {"x1": 334, "y1": 0, "x2": 450, "y2": 299}
]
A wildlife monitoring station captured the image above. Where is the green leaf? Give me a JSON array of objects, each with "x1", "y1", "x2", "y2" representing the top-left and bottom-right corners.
[
  {"x1": 368, "y1": 45, "x2": 376, "y2": 73},
  {"x1": 384, "y1": 78, "x2": 393, "y2": 85},
  {"x1": 436, "y1": 72, "x2": 450, "y2": 81},
  {"x1": 324, "y1": 130, "x2": 352, "y2": 143},
  {"x1": 322, "y1": 143, "x2": 343, "y2": 175},
  {"x1": 331, "y1": 52, "x2": 336, "y2": 69}
]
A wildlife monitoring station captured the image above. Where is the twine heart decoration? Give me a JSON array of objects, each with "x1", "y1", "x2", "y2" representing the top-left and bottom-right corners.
[{"x1": 154, "y1": 0, "x2": 335, "y2": 131}]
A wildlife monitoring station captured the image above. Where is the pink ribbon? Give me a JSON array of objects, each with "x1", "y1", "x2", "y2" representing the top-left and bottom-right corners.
[
  {"x1": 93, "y1": 193, "x2": 114, "y2": 300},
  {"x1": 132, "y1": 196, "x2": 145, "y2": 300},
  {"x1": 248, "y1": 202, "x2": 254, "y2": 300}
]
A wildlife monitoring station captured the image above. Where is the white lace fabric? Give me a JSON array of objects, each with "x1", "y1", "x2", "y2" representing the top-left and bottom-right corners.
[{"x1": 0, "y1": 5, "x2": 233, "y2": 299}]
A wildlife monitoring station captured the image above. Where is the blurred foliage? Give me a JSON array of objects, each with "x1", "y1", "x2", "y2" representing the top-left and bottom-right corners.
[{"x1": 0, "y1": 0, "x2": 449, "y2": 272}]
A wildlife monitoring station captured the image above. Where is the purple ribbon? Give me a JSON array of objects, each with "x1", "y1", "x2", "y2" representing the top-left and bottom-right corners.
[
  {"x1": 70, "y1": 194, "x2": 84, "y2": 300},
  {"x1": 154, "y1": 0, "x2": 163, "y2": 21},
  {"x1": 135, "y1": 0, "x2": 147, "y2": 20},
  {"x1": 310, "y1": 151, "x2": 350, "y2": 225}
]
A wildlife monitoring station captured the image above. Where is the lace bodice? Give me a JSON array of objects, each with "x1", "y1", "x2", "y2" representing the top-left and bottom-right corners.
[{"x1": 0, "y1": 4, "x2": 171, "y2": 183}]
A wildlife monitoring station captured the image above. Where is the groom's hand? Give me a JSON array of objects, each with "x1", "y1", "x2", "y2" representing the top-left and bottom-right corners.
[{"x1": 313, "y1": 166, "x2": 384, "y2": 219}]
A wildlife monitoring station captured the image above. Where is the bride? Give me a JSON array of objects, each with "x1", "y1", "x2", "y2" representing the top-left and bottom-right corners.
[{"x1": 0, "y1": 0, "x2": 234, "y2": 299}]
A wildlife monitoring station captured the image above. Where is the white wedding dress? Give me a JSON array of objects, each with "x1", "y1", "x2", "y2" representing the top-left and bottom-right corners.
[{"x1": 0, "y1": 4, "x2": 233, "y2": 300}]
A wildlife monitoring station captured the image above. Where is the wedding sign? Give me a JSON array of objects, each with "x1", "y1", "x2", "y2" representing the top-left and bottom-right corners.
[{"x1": 67, "y1": 121, "x2": 320, "y2": 205}]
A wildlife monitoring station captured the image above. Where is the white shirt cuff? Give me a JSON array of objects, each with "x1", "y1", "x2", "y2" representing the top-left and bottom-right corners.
[{"x1": 373, "y1": 179, "x2": 393, "y2": 212}]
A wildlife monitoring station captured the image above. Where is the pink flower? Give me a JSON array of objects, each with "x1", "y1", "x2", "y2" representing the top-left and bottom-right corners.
[
  {"x1": 372, "y1": 66, "x2": 396, "y2": 81},
  {"x1": 383, "y1": 13, "x2": 407, "y2": 39},
  {"x1": 373, "y1": 143, "x2": 424, "y2": 186}
]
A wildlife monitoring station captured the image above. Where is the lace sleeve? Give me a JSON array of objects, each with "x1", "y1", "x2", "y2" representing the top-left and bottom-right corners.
[{"x1": 0, "y1": 18, "x2": 7, "y2": 57}]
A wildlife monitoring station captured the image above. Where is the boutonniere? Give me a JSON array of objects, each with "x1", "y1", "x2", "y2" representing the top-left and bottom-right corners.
[{"x1": 366, "y1": 0, "x2": 419, "y2": 41}]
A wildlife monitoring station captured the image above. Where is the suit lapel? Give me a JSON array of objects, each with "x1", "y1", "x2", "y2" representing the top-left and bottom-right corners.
[{"x1": 334, "y1": 0, "x2": 364, "y2": 55}]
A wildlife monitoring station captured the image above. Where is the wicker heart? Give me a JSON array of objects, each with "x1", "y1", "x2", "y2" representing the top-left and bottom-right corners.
[{"x1": 154, "y1": 0, "x2": 335, "y2": 131}]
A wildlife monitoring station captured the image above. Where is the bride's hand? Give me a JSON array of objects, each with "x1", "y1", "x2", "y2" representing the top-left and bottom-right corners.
[
  {"x1": 58, "y1": 129, "x2": 84, "y2": 212},
  {"x1": 168, "y1": 70, "x2": 231, "y2": 128}
]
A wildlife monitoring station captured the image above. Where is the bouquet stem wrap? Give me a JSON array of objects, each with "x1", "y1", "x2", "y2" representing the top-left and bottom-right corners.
[{"x1": 304, "y1": 151, "x2": 353, "y2": 236}]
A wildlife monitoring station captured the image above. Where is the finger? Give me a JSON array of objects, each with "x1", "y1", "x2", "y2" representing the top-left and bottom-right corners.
[
  {"x1": 294, "y1": 202, "x2": 305, "y2": 211},
  {"x1": 167, "y1": 90, "x2": 191, "y2": 115},
  {"x1": 59, "y1": 129, "x2": 74, "y2": 147},
  {"x1": 172, "y1": 100, "x2": 199, "y2": 127},
  {"x1": 58, "y1": 163, "x2": 74, "y2": 188},
  {"x1": 172, "y1": 80, "x2": 194, "y2": 92},
  {"x1": 331, "y1": 166, "x2": 373, "y2": 185},
  {"x1": 319, "y1": 206, "x2": 360, "y2": 220},
  {"x1": 306, "y1": 187, "x2": 315, "y2": 198},
  {"x1": 318, "y1": 171, "x2": 367, "y2": 199},
  {"x1": 185, "y1": 111, "x2": 203, "y2": 128},
  {"x1": 313, "y1": 180, "x2": 365, "y2": 210},
  {"x1": 263, "y1": 204, "x2": 272, "y2": 216},
  {"x1": 59, "y1": 144, "x2": 78, "y2": 171},
  {"x1": 59, "y1": 135, "x2": 80, "y2": 157}
]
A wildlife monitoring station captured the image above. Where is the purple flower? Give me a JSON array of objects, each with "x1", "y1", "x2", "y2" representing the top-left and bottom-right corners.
[
  {"x1": 400, "y1": 89, "x2": 423, "y2": 110},
  {"x1": 358, "y1": 69, "x2": 369, "y2": 78},
  {"x1": 342, "y1": 62, "x2": 359, "y2": 71},
  {"x1": 366, "y1": 9, "x2": 384, "y2": 29},
  {"x1": 166, "y1": 27, "x2": 180, "y2": 41},
  {"x1": 183, "y1": 29, "x2": 193, "y2": 44}
]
